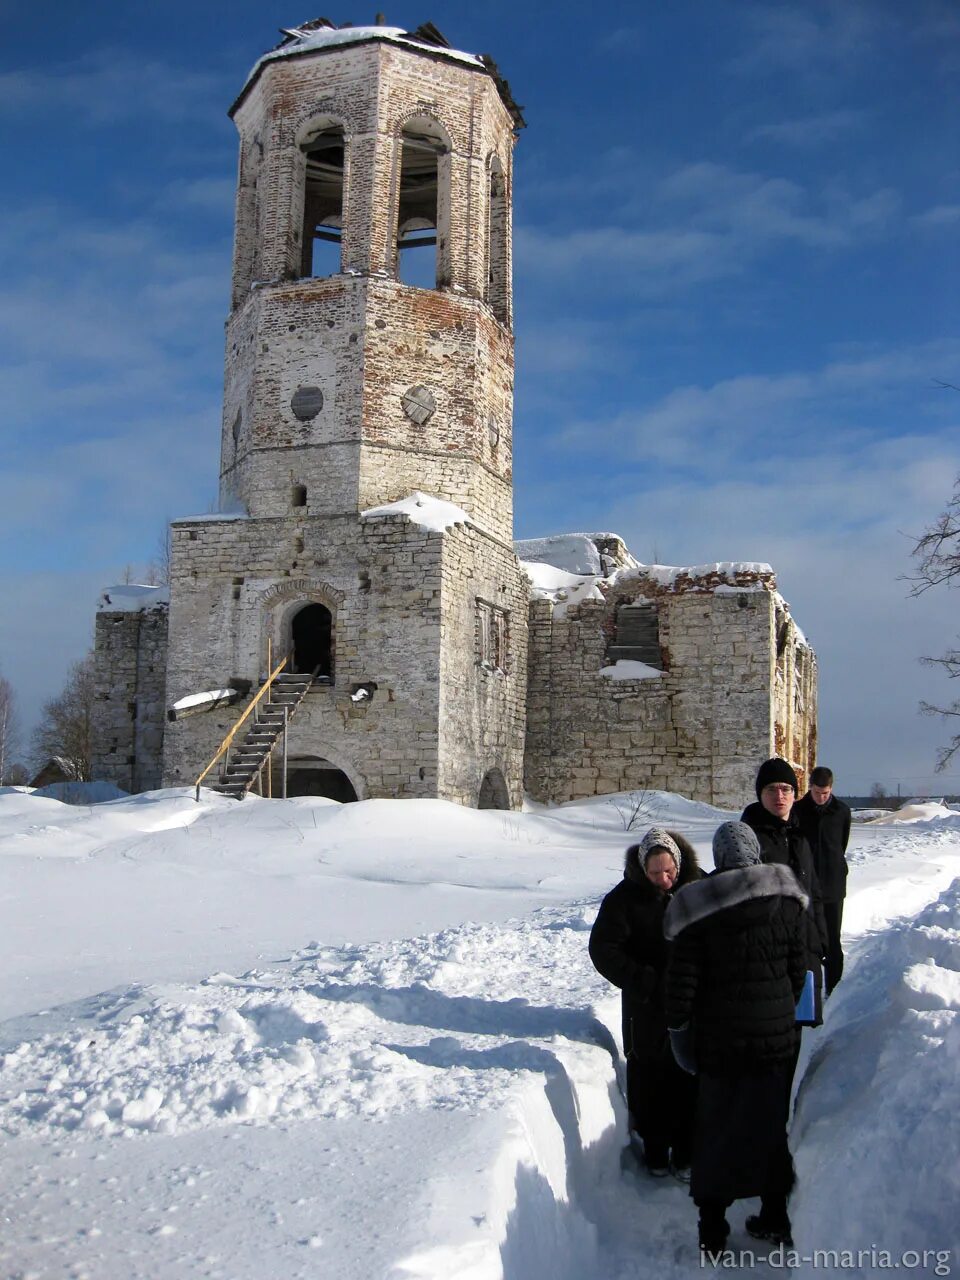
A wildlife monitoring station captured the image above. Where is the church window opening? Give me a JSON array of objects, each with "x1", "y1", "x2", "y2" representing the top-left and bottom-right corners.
[
  {"x1": 292, "y1": 603, "x2": 333, "y2": 680},
  {"x1": 397, "y1": 118, "x2": 448, "y2": 288},
  {"x1": 607, "y1": 602, "x2": 662, "y2": 669},
  {"x1": 299, "y1": 124, "x2": 345, "y2": 279},
  {"x1": 476, "y1": 599, "x2": 508, "y2": 671},
  {"x1": 291, "y1": 484, "x2": 307, "y2": 508}
]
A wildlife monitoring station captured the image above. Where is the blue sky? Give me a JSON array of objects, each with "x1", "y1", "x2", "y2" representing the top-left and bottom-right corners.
[{"x1": 1, "y1": 0, "x2": 958, "y2": 794}]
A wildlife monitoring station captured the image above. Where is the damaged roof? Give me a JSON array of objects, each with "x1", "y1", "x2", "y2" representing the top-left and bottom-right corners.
[{"x1": 231, "y1": 17, "x2": 525, "y2": 129}]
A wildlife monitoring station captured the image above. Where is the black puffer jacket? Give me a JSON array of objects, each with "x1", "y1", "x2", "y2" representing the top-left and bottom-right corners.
[
  {"x1": 589, "y1": 833, "x2": 702, "y2": 1065},
  {"x1": 793, "y1": 793, "x2": 851, "y2": 903},
  {"x1": 664, "y1": 864, "x2": 808, "y2": 1075},
  {"x1": 741, "y1": 800, "x2": 828, "y2": 1025}
]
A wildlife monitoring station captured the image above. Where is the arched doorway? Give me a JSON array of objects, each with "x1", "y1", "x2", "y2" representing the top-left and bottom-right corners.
[
  {"x1": 478, "y1": 768, "x2": 510, "y2": 810},
  {"x1": 292, "y1": 603, "x2": 333, "y2": 678},
  {"x1": 284, "y1": 757, "x2": 358, "y2": 802}
]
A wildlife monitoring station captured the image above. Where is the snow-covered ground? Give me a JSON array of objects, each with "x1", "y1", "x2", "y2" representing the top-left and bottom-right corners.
[{"x1": 0, "y1": 788, "x2": 957, "y2": 1279}]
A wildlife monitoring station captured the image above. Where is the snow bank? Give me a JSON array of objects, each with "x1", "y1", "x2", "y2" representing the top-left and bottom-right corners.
[
  {"x1": 33, "y1": 780, "x2": 129, "y2": 804},
  {"x1": 792, "y1": 877, "x2": 960, "y2": 1271}
]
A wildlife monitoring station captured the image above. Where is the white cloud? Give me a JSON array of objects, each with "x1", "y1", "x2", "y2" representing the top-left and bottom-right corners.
[
  {"x1": 0, "y1": 49, "x2": 227, "y2": 126},
  {"x1": 746, "y1": 109, "x2": 868, "y2": 148}
]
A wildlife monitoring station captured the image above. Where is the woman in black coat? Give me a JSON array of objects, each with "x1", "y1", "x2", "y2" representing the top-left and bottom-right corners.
[
  {"x1": 589, "y1": 826, "x2": 702, "y2": 1177},
  {"x1": 665, "y1": 821, "x2": 808, "y2": 1256}
]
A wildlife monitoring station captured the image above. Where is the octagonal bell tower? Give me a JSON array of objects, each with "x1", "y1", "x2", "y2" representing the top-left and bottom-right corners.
[
  {"x1": 162, "y1": 21, "x2": 528, "y2": 809},
  {"x1": 220, "y1": 19, "x2": 523, "y2": 541}
]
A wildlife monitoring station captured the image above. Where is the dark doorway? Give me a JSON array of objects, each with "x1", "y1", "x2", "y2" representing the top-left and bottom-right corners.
[
  {"x1": 478, "y1": 768, "x2": 510, "y2": 810},
  {"x1": 292, "y1": 603, "x2": 333, "y2": 678},
  {"x1": 286, "y1": 762, "x2": 358, "y2": 802}
]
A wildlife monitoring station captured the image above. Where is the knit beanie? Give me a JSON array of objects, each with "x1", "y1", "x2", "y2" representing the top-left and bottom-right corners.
[
  {"x1": 755, "y1": 757, "x2": 799, "y2": 800},
  {"x1": 638, "y1": 827, "x2": 682, "y2": 878},
  {"x1": 713, "y1": 821, "x2": 762, "y2": 870}
]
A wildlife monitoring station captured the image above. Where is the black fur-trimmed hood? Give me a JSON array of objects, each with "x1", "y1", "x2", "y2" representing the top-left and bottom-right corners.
[
  {"x1": 623, "y1": 830, "x2": 702, "y2": 898},
  {"x1": 663, "y1": 862, "x2": 808, "y2": 941}
]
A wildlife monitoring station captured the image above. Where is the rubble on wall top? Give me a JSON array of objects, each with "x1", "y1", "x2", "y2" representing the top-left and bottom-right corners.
[
  {"x1": 97, "y1": 584, "x2": 169, "y2": 613},
  {"x1": 235, "y1": 19, "x2": 525, "y2": 128},
  {"x1": 519, "y1": 531, "x2": 778, "y2": 616}
]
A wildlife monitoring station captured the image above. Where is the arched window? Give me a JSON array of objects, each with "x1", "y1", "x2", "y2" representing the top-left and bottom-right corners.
[
  {"x1": 478, "y1": 768, "x2": 510, "y2": 810},
  {"x1": 299, "y1": 123, "x2": 345, "y2": 279},
  {"x1": 291, "y1": 603, "x2": 333, "y2": 680},
  {"x1": 486, "y1": 154, "x2": 509, "y2": 323},
  {"x1": 397, "y1": 117, "x2": 449, "y2": 288}
]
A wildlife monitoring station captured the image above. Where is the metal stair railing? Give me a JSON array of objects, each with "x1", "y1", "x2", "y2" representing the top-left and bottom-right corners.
[{"x1": 194, "y1": 647, "x2": 296, "y2": 801}]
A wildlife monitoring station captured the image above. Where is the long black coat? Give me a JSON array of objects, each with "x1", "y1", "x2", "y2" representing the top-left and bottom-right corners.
[
  {"x1": 664, "y1": 864, "x2": 808, "y2": 1075},
  {"x1": 741, "y1": 800, "x2": 828, "y2": 1025},
  {"x1": 793, "y1": 793, "x2": 851, "y2": 903},
  {"x1": 589, "y1": 833, "x2": 702, "y2": 1066}
]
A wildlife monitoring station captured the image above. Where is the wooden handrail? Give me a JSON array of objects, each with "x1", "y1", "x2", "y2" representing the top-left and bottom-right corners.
[{"x1": 194, "y1": 651, "x2": 291, "y2": 800}]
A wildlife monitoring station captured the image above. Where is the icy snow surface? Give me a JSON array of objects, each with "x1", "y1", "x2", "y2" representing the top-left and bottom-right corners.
[
  {"x1": 170, "y1": 689, "x2": 236, "y2": 713},
  {"x1": 1, "y1": 787, "x2": 958, "y2": 1278}
]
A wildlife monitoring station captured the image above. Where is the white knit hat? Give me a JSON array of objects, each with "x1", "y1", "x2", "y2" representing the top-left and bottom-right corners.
[{"x1": 638, "y1": 827, "x2": 682, "y2": 878}]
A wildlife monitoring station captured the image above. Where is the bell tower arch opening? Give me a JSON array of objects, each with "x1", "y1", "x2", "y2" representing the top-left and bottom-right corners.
[
  {"x1": 291, "y1": 603, "x2": 333, "y2": 679},
  {"x1": 396, "y1": 116, "x2": 450, "y2": 289},
  {"x1": 298, "y1": 119, "x2": 345, "y2": 279}
]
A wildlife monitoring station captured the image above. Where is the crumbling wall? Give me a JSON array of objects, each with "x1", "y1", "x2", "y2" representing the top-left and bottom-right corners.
[
  {"x1": 438, "y1": 523, "x2": 528, "y2": 809},
  {"x1": 91, "y1": 600, "x2": 168, "y2": 792},
  {"x1": 523, "y1": 566, "x2": 804, "y2": 811}
]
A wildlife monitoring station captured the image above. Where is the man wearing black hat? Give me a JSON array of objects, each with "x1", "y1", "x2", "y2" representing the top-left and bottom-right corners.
[
  {"x1": 793, "y1": 766, "x2": 851, "y2": 996},
  {"x1": 741, "y1": 758, "x2": 828, "y2": 1027}
]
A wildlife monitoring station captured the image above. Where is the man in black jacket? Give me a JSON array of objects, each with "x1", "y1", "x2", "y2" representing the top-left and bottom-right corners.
[
  {"x1": 741, "y1": 758, "x2": 828, "y2": 1026},
  {"x1": 793, "y1": 766, "x2": 851, "y2": 995}
]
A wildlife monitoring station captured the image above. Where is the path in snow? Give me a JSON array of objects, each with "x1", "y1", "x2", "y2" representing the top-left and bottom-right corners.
[{"x1": 1, "y1": 792, "x2": 959, "y2": 1277}]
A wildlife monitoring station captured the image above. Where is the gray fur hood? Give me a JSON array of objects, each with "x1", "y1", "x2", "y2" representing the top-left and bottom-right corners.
[{"x1": 664, "y1": 862, "x2": 808, "y2": 941}]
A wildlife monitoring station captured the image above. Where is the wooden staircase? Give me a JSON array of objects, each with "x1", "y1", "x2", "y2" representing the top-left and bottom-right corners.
[{"x1": 209, "y1": 672, "x2": 314, "y2": 799}]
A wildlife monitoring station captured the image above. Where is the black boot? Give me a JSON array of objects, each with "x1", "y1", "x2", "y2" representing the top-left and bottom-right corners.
[{"x1": 698, "y1": 1202, "x2": 731, "y2": 1258}]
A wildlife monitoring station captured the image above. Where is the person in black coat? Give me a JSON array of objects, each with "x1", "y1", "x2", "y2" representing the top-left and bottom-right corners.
[
  {"x1": 589, "y1": 826, "x2": 702, "y2": 1178},
  {"x1": 793, "y1": 766, "x2": 851, "y2": 995},
  {"x1": 741, "y1": 758, "x2": 828, "y2": 1026},
  {"x1": 665, "y1": 821, "x2": 808, "y2": 1257}
]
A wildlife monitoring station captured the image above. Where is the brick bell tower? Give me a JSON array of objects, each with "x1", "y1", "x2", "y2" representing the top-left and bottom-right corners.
[{"x1": 161, "y1": 20, "x2": 529, "y2": 807}]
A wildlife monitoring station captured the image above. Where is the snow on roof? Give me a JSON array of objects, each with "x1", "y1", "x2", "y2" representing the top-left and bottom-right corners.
[
  {"x1": 514, "y1": 534, "x2": 602, "y2": 576},
  {"x1": 97, "y1": 584, "x2": 168, "y2": 613},
  {"x1": 360, "y1": 491, "x2": 472, "y2": 533},
  {"x1": 518, "y1": 559, "x2": 604, "y2": 617},
  {"x1": 173, "y1": 511, "x2": 249, "y2": 524},
  {"x1": 237, "y1": 22, "x2": 483, "y2": 106},
  {"x1": 614, "y1": 560, "x2": 774, "y2": 588}
]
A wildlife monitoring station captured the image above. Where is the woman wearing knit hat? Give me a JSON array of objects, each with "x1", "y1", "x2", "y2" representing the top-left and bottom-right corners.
[
  {"x1": 589, "y1": 826, "x2": 703, "y2": 1179},
  {"x1": 664, "y1": 821, "x2": 808, "y2": 1257}
]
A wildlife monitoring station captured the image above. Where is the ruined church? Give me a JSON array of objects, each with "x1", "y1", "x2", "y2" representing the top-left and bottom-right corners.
[{"x1": 91, "y1": 19, "x2": 816, "y2": 811}]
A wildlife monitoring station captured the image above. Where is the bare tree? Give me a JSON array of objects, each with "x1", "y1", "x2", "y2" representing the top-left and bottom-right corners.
[
  {"x1": 0, "y1": 671, "x2": 21, "y2": 784},
  {"x1": 145, "y1": 521, "x2": 172, "y2": 587},
  {"x1": 909, "y1": 471, "x2": 960, "y2": 770},
  {"x1": 32, "y1": 652, "x2": 97, "y2": 781},
  {"x1": 608, "y1": 788, "x2": 653, "y2": 830}
]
